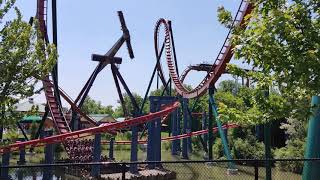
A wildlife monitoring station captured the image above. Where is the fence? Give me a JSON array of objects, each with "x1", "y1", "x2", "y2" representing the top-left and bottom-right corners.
[{"x1": 1, "y1": 159, "x2": 319, "y2": 180}]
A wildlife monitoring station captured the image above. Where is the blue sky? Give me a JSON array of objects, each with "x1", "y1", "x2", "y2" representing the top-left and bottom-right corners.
[{"x1": 14, "y1": 0, "x2": 244, "y2": 107}]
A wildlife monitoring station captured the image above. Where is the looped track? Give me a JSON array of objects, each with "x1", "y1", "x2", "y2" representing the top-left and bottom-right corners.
[{"x1": 154, "y1": 0, "x2": 253, "y2": 99}]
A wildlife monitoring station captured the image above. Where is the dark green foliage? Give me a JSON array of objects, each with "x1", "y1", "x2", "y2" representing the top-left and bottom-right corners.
[
  {"x1": 81, "y1": 96, "x2": 114, "y2": 115},
  {"x1": 275, "y1": 139, "x2": 305, "y2": 174},
  {"x1": 231, "y1": 137, "x2": 265, "y2": 160}
]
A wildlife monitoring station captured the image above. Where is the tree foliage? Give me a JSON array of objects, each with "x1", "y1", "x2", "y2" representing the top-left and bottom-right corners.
[
  {"x1": 113, "y1": 93, "x2": 147, "y2": 118},
  {"x1": 216, "y1": 0, "x2": 318, "y2": 124},
  {"x1": 219, "y1": 0, "x2": 319, "y2": 94},
  {"x1": 81, "y1": 96, "x2": 114, "y2": 115},
  {"x1": 0, "y1": 1, "x2": 56, "y2": 135}
]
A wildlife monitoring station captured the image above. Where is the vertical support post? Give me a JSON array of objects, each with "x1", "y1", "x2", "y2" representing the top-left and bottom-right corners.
[
  {"x1": 71, "y1": 112, "x2": 79, "y2": 131},
  {"x1": 208, "y1": 87, "x2": 214, "y2": 161},
  {"x1": 171, "y1": 109, "x2": 178, "y2": 155},
  {"x1": 177, "y1": 108, "x2": 181, "y2": 152},
  {"x1": 130, "y1": 126, "x2": 138, "y2": 173},
  {"x1": 18, "y1": 145, "x2": 26, "y2": 165},
  {"x1": 186, "y1": 106, "x2": 192, "y2": 154},
  {"x1": 303, "y1": 96, "x2": 320, "y2": 179},
  {"x1": 202, "y1": 111, "x2": 208, "y2": 159},
  {"x1": 182, "y1": 98, "x2": 189, "y2": 159},
  {"x1": 91, "y1": 133, "x2": 101, "y2": 177},
  {"x1": 263, "y1": 88, "x2": 271, "y2": 180},
  {"x1": 155, "y1": 112, "x2": 162, "y2": 166},
  {"x1": 43, "y1": 130, "x2": 54, "y2": 180},
  {"x1": 1, "y1": 149, "x2": 10, "y2": 179},
  {"x1": 147, "y1": 98, "x2": 156, "y2": 169},
  {"x1": 109, "y1": 137, "x2": 115, "y2": 160}
]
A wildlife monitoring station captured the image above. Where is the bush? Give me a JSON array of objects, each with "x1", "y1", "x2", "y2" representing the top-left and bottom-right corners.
[
  {"x1": 55, "y1": 144, "x2": 64, "y2": 153},
  {"x1": 213, "y1": 138, "x2": 224, "y2": 159},
  {"x1": 124, "y1": 132, "x2": 132, "y2": 140},
  {"x1": 191, "y1": 136, "x2": 203, "y2": 151},
  {"x1": 162, "y1": 141, "x2": 171, "y2": 151},
  {"x1": 231, "y1": 137, "x2": 265, "y2": 160},
  {"x1": 274, "y1": 139, "x2": 305, "y2": 174}
]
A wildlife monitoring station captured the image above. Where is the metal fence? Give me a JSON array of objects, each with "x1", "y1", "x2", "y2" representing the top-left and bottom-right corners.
[{"x1": 1, "y1": 159, "x2": 319, "y2": 180}]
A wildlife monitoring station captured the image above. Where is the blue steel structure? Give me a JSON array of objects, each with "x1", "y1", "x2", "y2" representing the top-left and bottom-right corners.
[{"x1": 148, "y1": 96, "x2": 178, "y2": 168}]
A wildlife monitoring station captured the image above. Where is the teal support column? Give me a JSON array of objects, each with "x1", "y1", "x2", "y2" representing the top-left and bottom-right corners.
[
  {"x1": 303, "y1": 96, "x2": 320, "y2": 180},
  {"x1": 209, "y1": 93, "x2": 235, "y2": 170},
  {"x1": 208, "y1": 87, "x2": 214, "y2": 161}
]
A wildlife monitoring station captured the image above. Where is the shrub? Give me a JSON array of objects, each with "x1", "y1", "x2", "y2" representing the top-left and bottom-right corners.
[
  {"x1": 231, "y1": 137, "x2": 265, "y2": 160},
  {"x1": 191, "y1": 136, "x2": 203, "y2": 151},
  {"x1": 55, "y1": 144, "x2": 64, "y2": 153},
  {"x1": 213, "y1": 138, "x2": 224, "y2": 159},
  {"x1": 274, "y1": 139, "x2": 305, "y2": 174},
  {"x1": 162, "y1": 141, "x2": 171, "y2": 151}
]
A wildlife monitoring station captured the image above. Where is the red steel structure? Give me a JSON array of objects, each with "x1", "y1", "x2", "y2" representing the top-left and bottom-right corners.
[
  {"x1": 1, "y1": 1, "x2": 254, "y2": 163},
  {"x1": 154, "y1": 0, "x2": 253, "y2": 99}
]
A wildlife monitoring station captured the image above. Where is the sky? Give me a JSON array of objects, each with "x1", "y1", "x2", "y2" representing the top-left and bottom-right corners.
[{"x1": 12, "y1": 0, "x2": 245, "y2": 108}]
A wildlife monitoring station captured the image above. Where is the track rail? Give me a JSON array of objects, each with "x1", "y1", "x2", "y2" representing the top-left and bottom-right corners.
[
  {"x1": 0, "y1": 102, "x2": 179, "y2": 154},
  {"x1": 101, "y1": 123, "x2": 238, "y2": 145},
  {"x1": 155, "y1": 1, "x2": 253, "y2": 99},
  {"x1": 37, "y1": 0, "x2": 71, "y2": 135},
  {"x1": 43, "y1": 77, "x2": 71, "y2": 134}
]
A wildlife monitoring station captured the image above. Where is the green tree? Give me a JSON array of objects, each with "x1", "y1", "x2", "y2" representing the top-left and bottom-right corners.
[
  {"x1": 113, "y1": 93, "x2": 147, "y2": 118},
  {"x1": 81, "y1": 96, "x2": 114, "y2": 115},
  {"x1": 0, "y1": 1, "x2": 56, "y2": 139},
  {"x1": 217, "y1": 1, "x2": 318, "y2": 172},
  {"x1": 219, "y1": 0, "x2": 319, "y2": 95}
]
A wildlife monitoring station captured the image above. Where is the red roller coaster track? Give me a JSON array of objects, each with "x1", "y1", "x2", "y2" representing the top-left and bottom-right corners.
[
  {"x1": 101, "y1": 123, "x2": 239, "y2": 145},
  {"x1": 154, "y1": 0, "x2": 253, "y2": 99},
  {"x1": 1, "y1": 1, "x2": 253, "y2": 158},
  {"x1": 0, "y1": 102, "x2": 179, "y2": 153}
]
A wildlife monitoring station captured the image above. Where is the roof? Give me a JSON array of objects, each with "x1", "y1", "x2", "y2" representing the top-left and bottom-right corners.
[
  {"x1": 116, "y1": 117, "x2": 125, "y2": 122},
  {"x1": 22, "y1": 115, "x2": 41, "y2": 121},
  {"x1": 81, "y1": 114, "x2": 116, "y2": 123},
  {"x1": 15, "y1": 98, "x2": 46, "y2": 113}
]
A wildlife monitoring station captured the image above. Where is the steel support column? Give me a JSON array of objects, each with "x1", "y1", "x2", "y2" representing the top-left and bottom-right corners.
[
  {"x1": 1, "y1": 149, "x2": 10, "y2": 179},
  {"x1": 177, "y1": 107, "x2": 182, "y2": 152},
  {"x1": 208, "y1": 87, "x2": 214, "y2": 160},
  {"x1": 109, "y1": 137, "x2": 115, "y2": 160},
  {"x1": 18, "y1": 142, "x2": 26, "y2": 165},
  {"x1": 43, "y1": 130, "x2": 54, "y2": 180},
  {"x1": 147, "y1": 99, "x2": 156, "y2": 169},
  {"x1": 171, "y1": 109, "x2": 179, "y2": 155},
  {"x1": 130, "y1": 126, "x2": 138, "y2": 173},
  {"x1": 302, "y1": 96, "x2": 320, "y2": 179},
  {"x1": 202, "y1": 111, "x2": 208, "y2": 159},
  {"x1": 209, "y1": 93, "x2": 235, "y2": 170},
  {"x1": 182, "y1": 98, "x2": 189, "y2": 159},
  {"x1": 91, "y1": 133, "x2": 101, "y2": 177}
]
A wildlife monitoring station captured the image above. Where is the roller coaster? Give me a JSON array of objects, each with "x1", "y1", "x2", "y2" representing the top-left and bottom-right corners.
[{"x1": 0, "y1": 0, "x2": 254, "y2": 178}]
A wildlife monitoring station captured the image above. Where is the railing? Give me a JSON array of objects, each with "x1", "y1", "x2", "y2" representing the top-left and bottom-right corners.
[{"x1": 1, "y1": 158, "x2": 319, "y2": 180}]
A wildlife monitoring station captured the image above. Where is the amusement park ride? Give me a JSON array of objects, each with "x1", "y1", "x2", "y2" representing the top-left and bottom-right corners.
[{"x1": 1, "y1": 0, "x2": 254, "y2": 178}]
